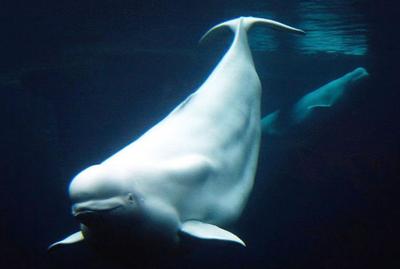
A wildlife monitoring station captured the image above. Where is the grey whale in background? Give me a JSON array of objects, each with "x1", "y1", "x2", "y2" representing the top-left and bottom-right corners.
[{"x1": 262, "y1": 67, "x2": 369, "y2": 136}]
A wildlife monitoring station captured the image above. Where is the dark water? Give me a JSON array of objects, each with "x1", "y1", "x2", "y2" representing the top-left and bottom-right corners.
[{"x1": 1, "y1": 1, "x2": 398, "y2": 268}]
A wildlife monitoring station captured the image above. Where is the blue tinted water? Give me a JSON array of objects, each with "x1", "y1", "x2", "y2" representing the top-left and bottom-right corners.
[{"x1": 0, "y1": 1, "x2": 398, "y2": 268}]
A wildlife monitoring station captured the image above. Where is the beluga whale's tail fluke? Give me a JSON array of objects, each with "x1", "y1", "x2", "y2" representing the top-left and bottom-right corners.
[{"x1": 200, "y1": 16, "x2": 305, "y2": 43}]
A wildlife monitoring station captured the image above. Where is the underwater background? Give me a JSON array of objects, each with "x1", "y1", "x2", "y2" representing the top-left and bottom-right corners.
[{"x1": 0, "y1": 0, "x2": 398, "y2": 268}]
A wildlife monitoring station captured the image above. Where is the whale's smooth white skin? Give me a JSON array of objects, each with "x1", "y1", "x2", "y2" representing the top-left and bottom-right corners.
[
  {"x1": 262, "y1": 67, "x2": 369, "y2": 135},
  {"x1": 49, "y1": 17, "x2": 305, "y2": 251}
]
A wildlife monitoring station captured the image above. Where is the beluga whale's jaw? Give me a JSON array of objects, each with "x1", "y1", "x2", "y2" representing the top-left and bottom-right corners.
[{"x1": 49, "y1": 16, "x2": 305, "y2": 253}]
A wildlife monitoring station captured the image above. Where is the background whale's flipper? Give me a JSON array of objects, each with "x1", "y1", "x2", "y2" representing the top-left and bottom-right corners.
[{"x1": 262, "y1": 67, "x2": 369, "y2": 136}]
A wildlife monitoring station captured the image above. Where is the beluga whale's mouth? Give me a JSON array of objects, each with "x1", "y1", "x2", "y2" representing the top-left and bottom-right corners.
[
  {"x1": 74, "y1": 209, "x2": 99, "y2": 226},
  {"x1": 72, "y1": 204, "x2": 123, "y2": 216},
  {"x1": 72, "y1": 204, "x2": 123, "y2": 226}
]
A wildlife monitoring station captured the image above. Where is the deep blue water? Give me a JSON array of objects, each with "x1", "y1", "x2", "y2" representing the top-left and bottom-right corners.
[{"x1": 1, "y1": 1, "x2": 398, "y2": 268}]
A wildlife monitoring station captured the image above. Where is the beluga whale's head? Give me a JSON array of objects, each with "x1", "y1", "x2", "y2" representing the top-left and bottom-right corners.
[
  {"x1": 52, "y1": 163, "x2": 181, "y2": 256},
  {"x1": 70, "y1": 165, "x2": 131, "y2": 221},
  {"x1": 68, "y1": 165, "x2": 144, "y2": 247}
]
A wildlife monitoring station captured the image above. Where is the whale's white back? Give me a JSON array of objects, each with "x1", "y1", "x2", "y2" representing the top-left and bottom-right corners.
[{"x1": 103, "y1": 18, "x2": 262, "y2": 225}]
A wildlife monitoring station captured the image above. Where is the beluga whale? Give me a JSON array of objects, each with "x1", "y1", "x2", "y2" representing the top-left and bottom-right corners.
[
  {"x1": 49, "y1": 17, "x2": 305, "y2": 253},
  {"x1": 262, "y1": 67, "x2": 369, "y2": 136}
]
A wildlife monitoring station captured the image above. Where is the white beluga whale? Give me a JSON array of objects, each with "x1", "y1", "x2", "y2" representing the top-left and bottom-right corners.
[{"x1": 49, "y1": 16, "x2": 305, "y2": 252}]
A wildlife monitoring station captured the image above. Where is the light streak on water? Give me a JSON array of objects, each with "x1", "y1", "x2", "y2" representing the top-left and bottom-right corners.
[
  {"x1": 226, "y1": 1, "x2": 368, "y2": 56},
  {"x1": 297, "y1": 0, "x2": 368, "y2": 56}
]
